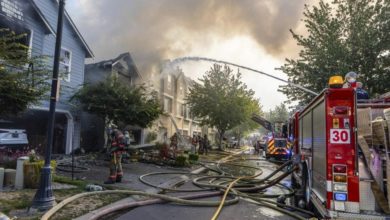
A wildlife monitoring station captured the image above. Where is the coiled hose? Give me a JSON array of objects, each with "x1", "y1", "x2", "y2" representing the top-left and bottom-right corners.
[{"x1": 42, "y1": 153, "x2": 314, "y2": 220}]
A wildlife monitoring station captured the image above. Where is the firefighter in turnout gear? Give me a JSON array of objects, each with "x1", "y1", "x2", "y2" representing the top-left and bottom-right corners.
[{"x1": 104, "y1": 129, "x2": 128, "y2": 184}]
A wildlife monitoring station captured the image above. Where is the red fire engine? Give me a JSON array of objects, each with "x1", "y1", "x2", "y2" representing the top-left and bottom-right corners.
[
  {"x1": 290, "y1": 75, "x2": 390, "y2": 218},
  {"x1": 251, "y1": 114, "x2": 292, "y2": 161}
]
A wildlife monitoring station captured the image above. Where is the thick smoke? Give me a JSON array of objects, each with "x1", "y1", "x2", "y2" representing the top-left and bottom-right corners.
[{"x1": 73, "y1": 0, "x2": 305, "y2": 74}]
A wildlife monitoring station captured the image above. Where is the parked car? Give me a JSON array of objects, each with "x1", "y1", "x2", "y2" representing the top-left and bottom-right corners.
[{"x1": 0, "y1": 128, "x2": 28, "y2": 147}]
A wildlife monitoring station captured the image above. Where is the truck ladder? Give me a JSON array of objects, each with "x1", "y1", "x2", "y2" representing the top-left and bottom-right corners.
[{"x1": 357, "y1": 106, "x2": 390, "y2": 213}]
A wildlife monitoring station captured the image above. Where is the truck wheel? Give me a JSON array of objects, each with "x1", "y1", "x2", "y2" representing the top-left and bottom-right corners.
[
  {"x1": 302, "y1": 166, "x2": 313, "y2": 210},
  {"x1": 291, "y1": 173, "x2": 300, "y2": 207}
]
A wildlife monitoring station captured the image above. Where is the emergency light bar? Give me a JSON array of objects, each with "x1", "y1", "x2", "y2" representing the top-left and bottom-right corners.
[{"x1": 329, "y1": 76, "x2": 343, "y2": 88}]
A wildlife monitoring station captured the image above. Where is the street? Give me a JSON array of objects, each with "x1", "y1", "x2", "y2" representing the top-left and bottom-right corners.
[
  {"x1": 116, "y1": 152, "x2": 296, "y2": 220},
  {"x1": 65, "y1": 148, "x2": 307, "y2": 220}
]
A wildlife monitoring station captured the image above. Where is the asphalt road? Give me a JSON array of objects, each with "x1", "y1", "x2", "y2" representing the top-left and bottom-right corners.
[{"x1": 115, "y1": 149, "x2": 299, "y2": 220}]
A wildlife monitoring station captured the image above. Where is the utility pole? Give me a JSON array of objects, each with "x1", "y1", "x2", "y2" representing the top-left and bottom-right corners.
[{"x1": 32, "y1": 0, "x2": 65, "y2": 210}]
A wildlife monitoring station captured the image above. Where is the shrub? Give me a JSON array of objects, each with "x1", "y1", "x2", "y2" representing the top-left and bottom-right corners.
[
  {"x1": 145, "y1": 132, "x2": 157, "y2": 143},
  {"x1": 24, "y1": 160, "x2": 56, "y2": 188},
  {"x1": 175, "y1": 155, "x2": 187, "y2": 167},
  {"x1": 188, "y1": 153, "x2": 199, "y2": 161}
]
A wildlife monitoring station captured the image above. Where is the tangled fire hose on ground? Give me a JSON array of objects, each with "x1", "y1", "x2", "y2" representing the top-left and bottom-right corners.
[{"x1": 42, "y1": 153, "x2": 314, "y2": 220}]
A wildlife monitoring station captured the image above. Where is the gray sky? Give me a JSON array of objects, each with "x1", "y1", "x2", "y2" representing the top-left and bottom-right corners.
[{"x1": 66, "y1": 0, "x2": 310, "y2": 111}]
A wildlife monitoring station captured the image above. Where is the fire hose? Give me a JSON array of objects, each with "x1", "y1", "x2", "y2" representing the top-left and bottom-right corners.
[{"x1": 42, "y1": 154, "x2": 314, "y2": 220}]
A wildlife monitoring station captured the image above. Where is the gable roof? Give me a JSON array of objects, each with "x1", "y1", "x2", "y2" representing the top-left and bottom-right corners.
[
  {"x1": 63, "y1": 10, "x2": 94, "y2": 58},
  {"x1": 28, "y1": 0, "x2": 56, "y2": 35},
  {"x1": 31, "y1": 0, "x2": 94, "y2": 58},
  {"x1": 86, "y1": 52, "x2": 142, "y2": 79}
]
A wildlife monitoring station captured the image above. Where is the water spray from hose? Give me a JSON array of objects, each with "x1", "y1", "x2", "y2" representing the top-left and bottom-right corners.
[{"x1": 169, "y1": 56, "x2": 319, "y2": 96}]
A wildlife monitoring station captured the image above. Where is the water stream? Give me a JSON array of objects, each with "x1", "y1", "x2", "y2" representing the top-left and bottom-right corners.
[
  {"x1": 168, "y1": 114, "x2": 191, "y2": 149},
  {"x1": 169, "y1": 56, "x2": 318, "y2": 96}
]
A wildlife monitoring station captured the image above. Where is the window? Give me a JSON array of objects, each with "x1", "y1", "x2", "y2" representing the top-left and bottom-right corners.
[
  {"x1": 177, "y1": 103, "x2": 185, "y2": 117},
  {"x1": 60, "y1": 48, "x2": 72, "y2": 82},
  {"x1": 179, "y1": 84, "x2": 183, "y2": 95},
  {"x1": 163, "y1": 97, "x2": 172, "y2": 113},
  {"x1": 0, "y1": 0, "x2": 24, "y2": 21},
  {"x1": 185, "y1": 105, "x2": 190, "y2": 119},
  {"x1": 167, "y1": 75, "x2": 171, "y2": 90}
]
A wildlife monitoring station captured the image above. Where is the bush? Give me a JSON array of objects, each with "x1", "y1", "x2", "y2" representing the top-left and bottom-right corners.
[
  {"x1": 145, "y1": 132, "x2": 157, "y2": 143},
  {"x1": 188, "y1": 153, "x2": 199, "y2": 161},
  {"x1": 175, "y1": 155, "x2": 187, "y2": 167},
  {"x1": 24, "y1": 160, "x2": 56, "y2": 188}
]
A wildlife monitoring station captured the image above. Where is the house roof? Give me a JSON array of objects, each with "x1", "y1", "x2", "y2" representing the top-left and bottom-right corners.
[
  {"x1": 87, "y1": 52, "x2": 142, "y2": 79},
  {"x1": 28, "y1": 0, "x2": 56, "y2": 35},
  {"x1": 31, "y1": 0, "x2": 94, "y2": 58},
  {"x1": 63, "y1": 10, "x2": 94, "y2": 58}
]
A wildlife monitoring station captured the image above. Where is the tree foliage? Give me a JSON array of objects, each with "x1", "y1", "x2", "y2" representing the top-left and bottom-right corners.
[
  {"x1": 280, "y1": 0, "x2": 390, "y2": 105},
  {"x1": 228, "y1": 98, "x2": 263, "y2": 146},
  {"x1": 0, "y1": 29, "x2": 50, "y2": 116},
  {"x1": 72, "y1": 78, "x2": 163, "y2": 128},
  {"x1": 186, "y1": 64, "x2": 260, "y2": 149},
  {"x1": 265, "y1": 103, "x2": 289, "y2": 124}
]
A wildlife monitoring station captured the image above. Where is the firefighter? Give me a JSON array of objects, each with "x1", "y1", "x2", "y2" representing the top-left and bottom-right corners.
[
  {"x1": 170, "y1": 133, "x2": 178, "y2": 158},
  {"x1": 203, "y1": 134, "x2": 209, "y2": 155},
  {"x1": 191, "y1": 134, "x2": 197, "y2": 154},
  {"x1": 356, "y1": 81, "x2": 369, "y2": 100},
  {"x1": 197, "y1": 135, "x2": 203, "y2": 154},
  {"x1": 342, "y1": 71, "x2": 369, "y2": 100},
  {"x1": 104, "y1": 129, "x2": 126, "y2": 184}
]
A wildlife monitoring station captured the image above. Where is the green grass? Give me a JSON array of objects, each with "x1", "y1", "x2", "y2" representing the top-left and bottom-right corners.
[
  {"x1": 53, "y1": 175, "x2": 88, "y2": 188},
  {"x1": 0, "y1": 193, "x2": 31, "y2": 214}
]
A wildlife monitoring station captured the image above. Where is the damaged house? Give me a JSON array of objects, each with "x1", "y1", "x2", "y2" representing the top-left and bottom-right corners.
[
  {"x1": 0, "y1": 0, "x2": 93, "y2": 154},
  {"x1": 81, "y1": 53, "x2": 144, "y2": 151}
]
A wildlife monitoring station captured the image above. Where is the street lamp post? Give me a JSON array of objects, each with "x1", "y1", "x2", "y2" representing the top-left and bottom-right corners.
[{"x1": 32, "y1": 0, "x2": 65, "y2": 210}]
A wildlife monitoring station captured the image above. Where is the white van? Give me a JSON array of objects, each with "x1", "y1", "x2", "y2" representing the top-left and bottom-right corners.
[{"x1": 0, "y1": 129, "x2": 28, "y2": 147}]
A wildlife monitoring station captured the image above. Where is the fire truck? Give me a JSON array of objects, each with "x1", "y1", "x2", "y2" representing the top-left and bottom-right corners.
[
  {"x1": 290, "y1": 75, "x2": 390, "y2": 219},
  {"x1": 251, "y1": 114, "x2": 292, "y2": 161}
]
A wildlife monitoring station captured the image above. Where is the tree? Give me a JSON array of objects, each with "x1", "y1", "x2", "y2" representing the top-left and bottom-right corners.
[
  {"x1": 0, "y1": 29, "x2": 50, "y2": 116},
  {"x1": 186, "y1": 64, "x2": 260, "y2": 150},
  {"x1": 265, "y1": 103, "x2": 289, "y2": 124},
  {"x1": 280, "y1": 0, "x2": 390, "y2": 105},
  {"x1": 228, "y1": 98, "x2": 263, "y2": 147},
  {"x1": 258, "y1": 103, "x2": 289, "y2": 135},
  {"x1": 71, "y1": 78, "x2": 163, "y2": 130}
]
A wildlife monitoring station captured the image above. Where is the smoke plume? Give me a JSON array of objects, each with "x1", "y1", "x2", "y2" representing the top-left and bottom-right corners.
[{"x1": 73, "y1": 0, "x2": 306, "y2": 74}]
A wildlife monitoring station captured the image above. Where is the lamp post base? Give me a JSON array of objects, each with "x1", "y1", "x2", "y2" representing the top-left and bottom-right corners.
[{"x1": 31, "y1": 166, "x2": 55, "y2": 211}]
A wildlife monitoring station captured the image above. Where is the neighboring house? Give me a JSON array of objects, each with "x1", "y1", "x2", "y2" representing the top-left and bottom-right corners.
[
  {"x1": 158, "y1": 66, "x2": 215, "y2": 143},
  {"x1": 0, "y1": 0, "x2": 93, "y2": 154},
  {"x1": 82, "y1": 53, "x2": 143, "y2": 150}
]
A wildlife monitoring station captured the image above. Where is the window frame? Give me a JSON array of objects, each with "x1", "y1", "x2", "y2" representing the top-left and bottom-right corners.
[
  {"x1": 60, "y1": 47, "x2": 72, "y2": 82},
  {"x1": 163, "y1": 97, "x2": 172, "y2": 113}
]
